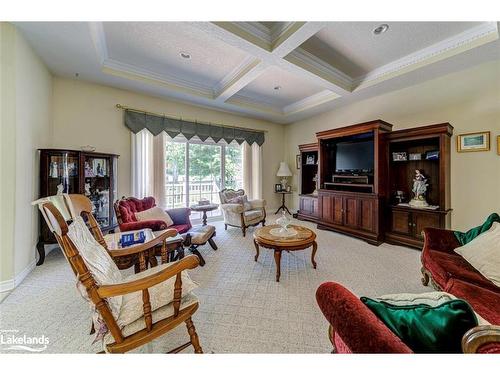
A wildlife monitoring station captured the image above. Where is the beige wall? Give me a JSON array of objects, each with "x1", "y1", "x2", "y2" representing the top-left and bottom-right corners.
[
  {"x1": 285, "y1": 60, "x2": 500, "y2": 231},
  {"x1": 51, "y1": 78, "x2": 286, "y2": 209},
  {"x1": 0, "y1": 22, "x2": 53, "y2": 297},
  {"x1": 0, "y1": 23, "x2": 17, "y2": 292}
]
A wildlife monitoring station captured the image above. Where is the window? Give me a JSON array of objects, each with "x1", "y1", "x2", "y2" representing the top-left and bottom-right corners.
[{"x1": 165, "y1": 137, "x2": 243, "y2": 221}]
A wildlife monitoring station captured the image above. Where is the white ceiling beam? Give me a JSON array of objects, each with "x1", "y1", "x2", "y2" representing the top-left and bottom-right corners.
[
  {"x1": 270, "y1": 22, "x2": 326, "y2": 57},
  {"x1": 192, "y1": 22, "x2": 351, "y2": 101},
  {"x1": 213, "y1": 57, "x2": 268, "y2": 102}
]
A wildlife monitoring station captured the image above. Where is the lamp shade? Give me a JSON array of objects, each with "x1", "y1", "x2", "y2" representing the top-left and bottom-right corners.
[{"x1": 276, "y1": 161, "x2": 292, "y2": 177}]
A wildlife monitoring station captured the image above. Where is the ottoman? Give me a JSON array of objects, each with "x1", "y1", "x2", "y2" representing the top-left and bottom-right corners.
[{"x1": 182, "y1": 225, "x2": 217, "y2": 266}]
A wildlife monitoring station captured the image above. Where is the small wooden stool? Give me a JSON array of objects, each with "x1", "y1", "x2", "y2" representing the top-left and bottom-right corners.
[{"x1": 182, "y1": 225, "x2": 217, "y2": 266}]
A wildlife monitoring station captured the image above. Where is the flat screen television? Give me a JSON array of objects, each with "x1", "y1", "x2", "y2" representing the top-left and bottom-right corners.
[{"x1": 335, "y1": 140, "x2": 374, "y2": 173}]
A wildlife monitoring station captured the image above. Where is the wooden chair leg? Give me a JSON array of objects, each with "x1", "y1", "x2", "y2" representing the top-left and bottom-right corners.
[
  {"x1": 190, "y1": 246, "x2": 206, "y2": 266},
  {"x1": 185, "y1": 317, "x2": 203, "y2": 353},
  {"x1": 242, "y1": 226, "x2": 246, "y2": 237},
  {"x1": 208, "y1": 238, "x2": 217, "y2": 250},
  {"x1": 224, "y1": 224, "x2": 227, "y2": 230}
]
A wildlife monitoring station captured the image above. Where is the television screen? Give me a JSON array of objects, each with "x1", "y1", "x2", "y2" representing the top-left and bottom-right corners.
[{"x1": 336, "y1": 140, "x2": 374, "y2": 172}]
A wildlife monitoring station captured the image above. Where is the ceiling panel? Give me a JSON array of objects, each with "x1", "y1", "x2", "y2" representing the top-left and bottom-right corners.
[
  {"x1": 300, "y1": 22, "x2": 484, "y2": 77},
  {"x1": 236, "y1": 66, "x2": 325, "y2": 108},
  {"x1": 103, "y1": 22, "x2": 250, "y2": 89},
  {"x1": 13, "y1": 21, "x2": 499, "y2": 124}
]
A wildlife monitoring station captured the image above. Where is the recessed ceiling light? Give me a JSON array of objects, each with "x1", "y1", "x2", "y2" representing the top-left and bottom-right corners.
[
  {"x1": 373, "y1": 24, "x2": 389, "y2": 35},
  {"x1": 180, "y1": 52, "x2": 191, "y2": 59},
  {"x1": 274, "y1": 85, "x2": 281, "y2": 91}
]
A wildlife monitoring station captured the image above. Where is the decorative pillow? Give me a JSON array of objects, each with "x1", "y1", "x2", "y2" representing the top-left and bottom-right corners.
[
  {"x1": 361, "y1": 297, "x2": 478, "y2": 353},
  {"x1": 454, "y1": 221, "x2": 500, "y2": 287},
  {"x1": 376, "y1": 291, "x2": 490, "y2": 325},
  {"x1": 454, "y1": 213, "x2": 500, "y2": 245},
  {"x1": 135, "y1": 206, "x2": 174, "y2": 227},
  {"x1": 67, "y1": 216, "x2": 123, "y2": 318},
  {"x1": 228, "y1": 195, "x2": 252, "y2": 211},
  {"x1": 116, "y1": 261, "x2": 199, "y2": 326}
]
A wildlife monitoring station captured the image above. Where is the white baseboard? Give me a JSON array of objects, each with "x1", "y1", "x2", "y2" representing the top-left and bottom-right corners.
[
  {"x1": 0, "y1": 279, "x2": 15, "y2": 294},
  {"x1": 15, "y1": 259, "x2": 36, "y2": 288},
  {"x1": 0, "y1": 259, "x2": 36, "y2": 294}
]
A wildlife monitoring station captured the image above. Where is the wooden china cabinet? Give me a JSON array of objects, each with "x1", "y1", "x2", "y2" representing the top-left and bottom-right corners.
[{"x1": 37, "y1": 149, "x2": 119, "y2": 265}]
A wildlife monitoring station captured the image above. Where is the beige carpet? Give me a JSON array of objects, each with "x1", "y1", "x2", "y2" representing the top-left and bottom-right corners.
[{"x1": 0, "y1": 215, "x2": 430, "y2": 353}]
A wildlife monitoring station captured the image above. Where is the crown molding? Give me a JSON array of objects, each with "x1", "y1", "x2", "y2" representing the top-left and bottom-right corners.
[
  {"x1": 286, "y1": 47, "x2": 353, "y2": 91},
  {"x1": 88, "y1": 21, "x2": 108, "y2": 64},
  {"x1": 213, "y1": 56, "x2": 264, "y2": 99},
  {"x1": 283, "y1": 90, "x2": 339, "y2": 115},
  {"x1": 240, "y1": 22, "x2": 272, "y2": 44},
  {"x1": 102, "y1": 59, "x2": 213, "y2": 98},
  {"x1": 353, "y1": 21, "x2": 499, "y2": 88},
  {"x1": 227, "y1": 94, "x2": 283, "y2": 116},
  {"x1": 269, "y1": 22, "x2": 295, "y2": 45}
]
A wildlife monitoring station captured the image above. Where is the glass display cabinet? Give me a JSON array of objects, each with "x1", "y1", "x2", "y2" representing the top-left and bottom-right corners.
[{"x1": 37, "y1": 149, "x2": 119, "y2": 265}]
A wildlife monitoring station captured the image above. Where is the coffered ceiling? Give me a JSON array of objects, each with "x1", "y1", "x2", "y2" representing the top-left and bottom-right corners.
[{"x1": 14, "y1": 21, "x2": 500, "y2": 124}]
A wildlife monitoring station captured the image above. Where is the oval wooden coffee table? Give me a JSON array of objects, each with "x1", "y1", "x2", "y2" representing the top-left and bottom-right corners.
[{"x1": 253, "y1": 224, "x2": 317, "y2": 282}]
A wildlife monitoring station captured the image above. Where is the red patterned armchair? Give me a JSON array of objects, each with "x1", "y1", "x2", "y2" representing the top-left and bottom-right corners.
[{"x1": 114, "y1": 196, "x2": 192, "y2": 234}]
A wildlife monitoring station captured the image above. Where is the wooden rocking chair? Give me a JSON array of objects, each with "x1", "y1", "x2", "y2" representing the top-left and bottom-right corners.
[{"x1": 36, "y1": 198, "x2": 203, "y2": 354}]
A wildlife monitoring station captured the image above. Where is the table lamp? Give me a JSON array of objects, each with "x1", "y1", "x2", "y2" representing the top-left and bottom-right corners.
[{"x1": 276, "y1": 161, "x2": 292, "y2": 190}]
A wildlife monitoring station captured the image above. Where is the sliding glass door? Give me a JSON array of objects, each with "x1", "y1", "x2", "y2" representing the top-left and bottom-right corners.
[{"x1": 165, "y1": 137, "x2": 243, "y2": 221}]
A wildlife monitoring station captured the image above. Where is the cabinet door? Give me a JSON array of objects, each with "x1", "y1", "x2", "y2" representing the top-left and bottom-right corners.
[
  {"x1": 344, "y1": 197, "x2": 359, "y2": 228},
  {"x1": 319, "y1": 195, "x2": 333, "y2": 223},
  {"x1": 413, "y1": 212, "x2": 440, "y2": 241},
  {"x1": 390, "y1": 210, "x2": 411, "y2": 235},
  {"x1": 299, "y1": 197, "x2": 310, "y2": 214},
  {"x1": 312, "y1": 198, "x2": 318, "y2": 217},
  {"x1": 300, "y1": 196, "x2": 317, "y2": 216},
  {"x1": 332, "y1": 196, "x2": 343, "y2": 224},
  {"x1": 359, "y1": 198, "x2": 375, "y2": 232}
]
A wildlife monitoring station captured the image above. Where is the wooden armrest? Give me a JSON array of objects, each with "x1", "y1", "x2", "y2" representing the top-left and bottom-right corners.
[
  {"x1": 108, "y1": 228, "x2": 178, "y2": 257},
  {"x1": 462, "y1": 325, "x2": 500, "y2": 353},
  {"x1": 97, "y1": 255, "x2": 199, "y2": 298}
]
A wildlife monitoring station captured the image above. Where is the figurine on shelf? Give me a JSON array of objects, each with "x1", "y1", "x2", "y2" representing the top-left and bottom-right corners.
[
  {"x1": 84, "y1": 161, "x2": 95, "y2": 177},
  {"x1": 409, "y1": 169, "x2": 429, "y2": 208},
  {"x1": 312, "y1": 173, "x2": 318, "y2": 196},
  {"x1": 50, "y1": 161, "x2": 58, "y2": 178},
  {"x1": 56, "y1": 183, "x2": 64, "y2": 195},
  {"x1": 96, "y1": 162, "x2": 103, "y2": 177},
  {"x1": 84, "y1": 182, "x2": 91, "y2": 196}
]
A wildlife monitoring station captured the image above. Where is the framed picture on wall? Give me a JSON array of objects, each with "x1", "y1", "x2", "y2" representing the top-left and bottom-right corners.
[
  {"x1": 457, "y1": 131, "x2": 490, "y2": 152},
  {"x1": 497, "y1": 135, "x2": 500, "y2": 155}
]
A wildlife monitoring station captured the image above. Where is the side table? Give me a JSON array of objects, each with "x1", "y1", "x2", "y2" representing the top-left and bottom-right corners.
[
  {"x1": 190, "y1": 203, "x2": 219, "y2": 225},
  {"x1": 275, "y1": 191, "x2": 292, "y2": 215}
]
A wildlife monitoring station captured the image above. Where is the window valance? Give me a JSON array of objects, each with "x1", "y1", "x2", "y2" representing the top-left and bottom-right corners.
[{"x1": 124, "y1": 109, "x2": 265, "y2": 146}]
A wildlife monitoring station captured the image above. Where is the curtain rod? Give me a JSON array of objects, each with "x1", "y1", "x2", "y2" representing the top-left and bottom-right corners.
[{"x1": 116, "y1": 104, "x2": 268, "y2": 133}]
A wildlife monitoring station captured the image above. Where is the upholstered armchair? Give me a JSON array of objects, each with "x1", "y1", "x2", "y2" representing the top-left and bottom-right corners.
[
  {"x1": 114, "y1": 196, "x2": 192, "y2": 234},
  {"x1": 218, "y1": 189, "x2": 266, "y2": 237}
]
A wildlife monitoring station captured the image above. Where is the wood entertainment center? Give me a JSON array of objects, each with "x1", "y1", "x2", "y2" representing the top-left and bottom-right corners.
[{"x1": 296, "y1": 120, "x2": 453, "y2": 248}]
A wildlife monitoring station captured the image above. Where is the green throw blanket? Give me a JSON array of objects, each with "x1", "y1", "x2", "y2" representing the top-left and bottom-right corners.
[{"x1": 454, "y1": 213, "x2": 500, "y2": 245}]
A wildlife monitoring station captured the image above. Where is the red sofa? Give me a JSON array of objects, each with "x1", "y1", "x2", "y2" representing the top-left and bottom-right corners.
[
  {"x1": 114, "y1": 196, "x2": 192, "y2": 234},
  {"x1": 316, "y1": 226, "x2": 500, "y2": 353}
]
